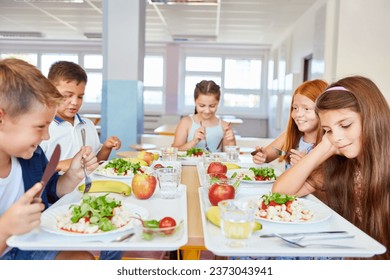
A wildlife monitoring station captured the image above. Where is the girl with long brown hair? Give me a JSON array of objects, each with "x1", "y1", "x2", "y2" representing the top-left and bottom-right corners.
[{"x1": 273, "y1": 75, "x2": 390, "y2": 259}]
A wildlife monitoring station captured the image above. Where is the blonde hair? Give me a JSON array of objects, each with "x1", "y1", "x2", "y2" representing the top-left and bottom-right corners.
[{"x1": 0, "y1": 58, "x2": 62, "y2": 118}]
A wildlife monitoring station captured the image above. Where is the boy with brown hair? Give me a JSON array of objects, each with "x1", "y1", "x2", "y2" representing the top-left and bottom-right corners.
[{"x1": 40, "y1": 60, "x2": 121, "y2": 172}]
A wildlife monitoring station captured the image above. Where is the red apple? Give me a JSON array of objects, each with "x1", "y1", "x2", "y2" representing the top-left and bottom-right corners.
[
  {"x1": 137, "y1": 151, "x2": 155, "y2": 166},
  {"x1": 208, "y1": 182, "x2": 235, "y2": 206},
  {"x1": 131, "y1": 173, "x2": 157, "y2": 199},
  {"x1": 207, "y1": 162, "x2": 227, "y2": 174},
  {"x1": 209, "y1": 173, "x2": 228, "y2": 180}
]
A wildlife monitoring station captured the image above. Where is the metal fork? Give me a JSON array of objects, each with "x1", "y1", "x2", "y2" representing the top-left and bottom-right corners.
[
  {"x1": 200, "y1": 121, "x2": 211, "y2": 153},
  {"x1": 274, "y1": 233, "x2": 358, "y2": 249},
  {"x1": 81, "y1": 128, "x2": 92, "y2": 194}
]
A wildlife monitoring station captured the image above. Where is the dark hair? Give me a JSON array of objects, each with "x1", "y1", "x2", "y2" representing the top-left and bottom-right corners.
[
  {"x1": 48, "y1": 60, "x2": 87, "y2": 86},
  {"x1": 0, "y1": 58, "x2": 62, "y2": 118},
  {"x1": 193, "y1": 80, "x2": 221, "y2": 114},
  {"x1": 316, "y1": 75, "x2": 390, "y2": 260}
]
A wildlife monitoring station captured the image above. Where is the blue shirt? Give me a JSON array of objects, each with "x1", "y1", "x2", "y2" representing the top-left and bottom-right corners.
[
  {"x1": 285, "y1": 137, "x2": 314, "y2": 170},
  {"x1": 187, "y1": 115, "x2": 224, "y2": 152},
  {"x1": 17, "y1": 146, "x2": 60, "y2": 209}
]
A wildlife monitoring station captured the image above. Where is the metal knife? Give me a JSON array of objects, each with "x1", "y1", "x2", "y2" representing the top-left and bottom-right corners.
[
  {"x1": 259, "y1": 231, "x2": 348, "y2": 238},
  {"x1": 216, "y1": 122, "x2": 231, "y2": 151},
  {"x1": 35, "y1": 144, "x2": 61, "y2": 198}
]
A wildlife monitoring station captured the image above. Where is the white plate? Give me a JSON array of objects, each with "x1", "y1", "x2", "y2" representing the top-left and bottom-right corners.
[
  {"x1": 248, "y1": 197, "x2": 332, "y2": 224},
  {"x1": 94, "y1": 161, "x2": 153, "y2": 179},
  {"x1": 227, "y1": 167, "x2": 282, "y2": 185},
  {"x1": 40, "y1": 202, "x2": 149, "y2": 237},
  {"x1": 177, "y1": 152, "x2": 204, "y2": 165}
]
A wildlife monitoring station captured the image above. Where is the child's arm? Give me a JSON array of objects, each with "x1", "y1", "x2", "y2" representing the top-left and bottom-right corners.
[
  {"x1": 172, "y1": 116, "x2": 205, "y2": 151},
  {"x1": 96, "y1": 136, "x2": 121, "y2": 161},
  {"x1": 0, "y1": 183, "x2": 44, "y2": 255},
  {"x1": 221, "y1": 121, "x2": 236, "y2": 148},
  {"x1": 272, "y1": 135, "x2": 338, "y2": 196},
  {"x1": 56, "y1": 146, "x2": 98, "y2": 197},
  {"x1": 252, "y1": 132, "x2": 286, "y2": 164},
  {"x1": 55, "y1": 158, "x2": 73, "y2": 172}
]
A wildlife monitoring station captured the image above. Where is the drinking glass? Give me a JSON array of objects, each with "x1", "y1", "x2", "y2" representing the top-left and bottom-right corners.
[
  {"x1": 161, "y1": 147, "x2": 178, "y2": 161},
  {"x1": 156, "y1": 168, "x2": 180, "y2": 199},
  {"x1": 218, "y1": 199, "x2": 256, "y2": 247},
  {"x1": 225, "y1": 146, "x2": 240, "y2": 162}
]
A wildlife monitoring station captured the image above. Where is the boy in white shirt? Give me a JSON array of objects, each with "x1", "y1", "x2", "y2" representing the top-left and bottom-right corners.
[{"x1": 41, "y1": 61, "x2": 121, "y2": 172}]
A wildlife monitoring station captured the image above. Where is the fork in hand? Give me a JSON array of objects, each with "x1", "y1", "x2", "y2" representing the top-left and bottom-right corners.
[
  {"x1": 200, "y1": 121, "x2": 211, "y2": 153},
  {"x1": 81, "y1": 128, "x2": 92, "y2": 194}
]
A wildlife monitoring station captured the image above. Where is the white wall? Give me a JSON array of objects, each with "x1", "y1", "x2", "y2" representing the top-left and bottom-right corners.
[
  {"x1": 334, "y1": 0, "x2": 390, "y2": 101},
  {"x1": 272, "y1": 0, "x2": 390, "y2": 102}
]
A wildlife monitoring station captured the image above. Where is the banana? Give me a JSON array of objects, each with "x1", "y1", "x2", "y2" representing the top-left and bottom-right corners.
[
  {"x1": 225, "y1": 163, "x2": 241, "y2": 170},
  {"x1": 206, "y1": 206, "x2": 262, "y2": 232},
  {"x1": 122, "y1": 157, "x2": 148, "y2": 166},
  {"x1": 206, "y1": 206, "x2": 221, "y2": 227},
  {"x1": 78, "y1": 180, "x2": 132, "y2": 196}
]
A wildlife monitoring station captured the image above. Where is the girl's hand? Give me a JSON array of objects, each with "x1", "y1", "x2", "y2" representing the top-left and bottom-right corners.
[
  {"x1": 223, "y1": 125, "x2": 234, "y2": 142},
  {"x1": 2, "y1": 183, "x2": 45, "y2": 236},
  {"x1": 104, "y1": 136, "x2": 121, "y2": 150},
  {"x1": 322, "y1": 133, "x2": 341, "y2": 155},
  {"x1": 252, "y1": 146, "x2": 267, "y2": 164},
  {"x1": 193, "y1": 126, "x2": 205, "y2": 144},
  {"x1": 289, "y1": 149, "x2": 306, "y2": 166}
]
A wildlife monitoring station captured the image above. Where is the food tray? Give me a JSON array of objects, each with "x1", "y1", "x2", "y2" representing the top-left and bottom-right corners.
[
  {"x1": 198, "y1": 187, "x2": 386, "y2": 258},
  {"x1": 7, "y1": 185, "x2": 188, "y2": 252}
]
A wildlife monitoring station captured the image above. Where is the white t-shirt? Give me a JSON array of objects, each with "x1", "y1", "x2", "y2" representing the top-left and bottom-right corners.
[
  {"x1": 40, "y1": 114, "x2": 102, "y2": 161},
  {"x1": 0, "y1": 157, "x2": 24, "y2": 257},
  {"x1": 0, "y1": 157, "x2": 24, "y2": 216}
]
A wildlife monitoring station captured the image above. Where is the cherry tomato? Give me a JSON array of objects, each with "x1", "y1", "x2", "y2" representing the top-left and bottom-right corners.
[
  {"x1": 159, "y1": 216, "x2": 177, "y2": 235},
  {"x1": 255, "y1": 175, "x2": 265, "y2": 181}
]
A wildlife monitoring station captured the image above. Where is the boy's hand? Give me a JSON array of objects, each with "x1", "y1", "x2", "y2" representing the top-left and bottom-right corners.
[
  {"x1": 2, "y1": 183, "x2": 45, "y2": 236},
  {"x1": 104, "y1": 136, "x2": 121, "y2": 150},
  {"x1": 69, "y1": 146, "x2": 98, "y2": 179}
]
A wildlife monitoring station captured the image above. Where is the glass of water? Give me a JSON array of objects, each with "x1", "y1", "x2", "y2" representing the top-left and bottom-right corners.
[
  {"x1": 225, "y1": 146, "x2": 240, "y2": 162},
  {"x1": 156, "y1": 168, "x2": 180, "y2": 199},
  {"x1": 218, "y1": 199, "x2": 256, "y2": 247},
  {"x1": 161, "y1": 147, "x2": 178, "y2": 161}
]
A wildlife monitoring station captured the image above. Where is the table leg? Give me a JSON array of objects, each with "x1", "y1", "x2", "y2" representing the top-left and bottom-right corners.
[{"x1": 179, "y1": 245, "x2": 207, "y2": 260}]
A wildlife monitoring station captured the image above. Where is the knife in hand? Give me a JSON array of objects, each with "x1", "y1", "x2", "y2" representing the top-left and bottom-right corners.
[
  {"x1": 216, "y1": 122, "x2": 231, "y2": 151},
  {"x1": 35, "y1": 144, "x2": 61, "y2": 198}
]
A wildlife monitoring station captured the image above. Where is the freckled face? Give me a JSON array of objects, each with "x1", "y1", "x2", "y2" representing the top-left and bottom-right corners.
[
  {"x1": 319, "y1": 109, "x2": 362, "y2": 159},
  {"x1": 0, "y1": 103, "x2": 57, "y2": 159},
  {"x1": 55, "y1": 80, "x2": 85, "y2": 123},
  {"x1": 291, "y1": 94, "x2": 319, "y2": 134},
  {"x1": 195, "y1": 94, "x2": 219, "y2": 120}
]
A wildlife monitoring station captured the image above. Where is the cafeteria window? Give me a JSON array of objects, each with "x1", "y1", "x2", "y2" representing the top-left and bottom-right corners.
[
  {"x1": 180, "y1": 54, "x2": 265, "y2": 116},
  {"x1": 144, "y1": 55, "x2": 165, "y2": 109}
]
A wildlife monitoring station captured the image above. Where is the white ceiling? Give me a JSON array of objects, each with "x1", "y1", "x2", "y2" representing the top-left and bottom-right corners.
[{"x1": 0, "y1": 0, "x2": 319, "y2": 45}]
